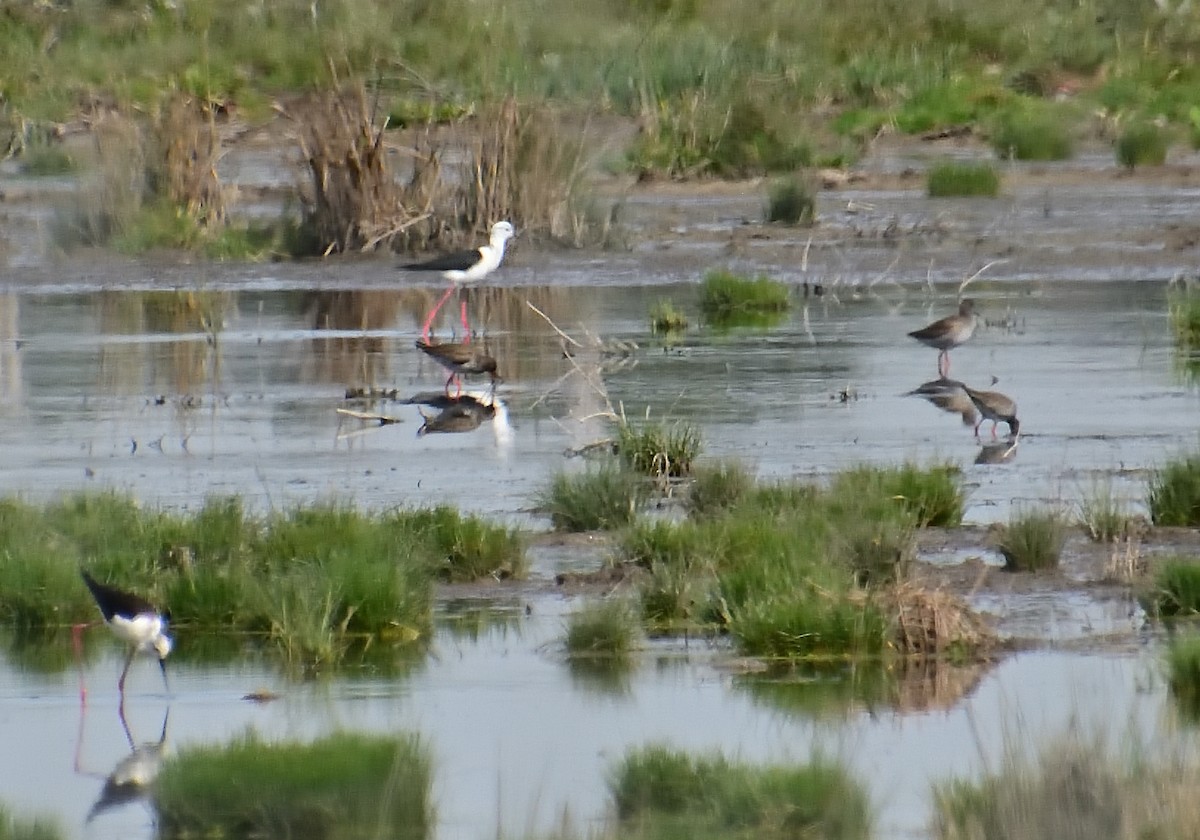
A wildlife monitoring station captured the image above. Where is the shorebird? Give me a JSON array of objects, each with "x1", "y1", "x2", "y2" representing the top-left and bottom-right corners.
[
  {"x1": 417, "y1": 400, "x2": 496, "y2": 436},
  {"x1": 904, "y1": 378, "x2": 978, "y2": 427},
  {"x1": 952, "y1": 381, "x2": 1019, "y2": 439},
  {"x1": 78, "y1": 571, "x2": 172, "y2": 695},
  {"x1": 908, "y1": 299, "x2": 977, "y2": 376},
  {"x1": 415, "y1": 338, "x2": 501, "y2": 397},
  {"x1": 400, "y1": 221, "x2": 516, "y2": 340}
]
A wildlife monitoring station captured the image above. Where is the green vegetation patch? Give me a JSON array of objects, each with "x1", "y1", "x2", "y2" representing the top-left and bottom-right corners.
[
  {"x1": 1116, "y1": 120, "x2": 1169, "y2": 169},
  {"x1": 0, "y1": 493, "x2": 525, "y2": 670},
  {"x1": 156, "y1": 731, "x2": 432, "y2": 840},
  {"x1": 649, "y1": 299, "x2": 689, "y2": 334},
  {"x1": 1148, "y1": 449, "x2": 1200, "y2": 526},
  {"x1": 1148, "y1": 559, "x2": 1200, "y2": 618},
  {"x1": 988, "y1": 104, "x2": 1074, "y2": 161},
  {"x1": 538, "y1": 466, "x2": 649, "y2": 532},
  {"x1": 1168, "y1": 288, "x2": 1200, "y2": 351},
  {"x1": 926, "y1": 161, "x2": 1000, "y2": 198},
  {"x1": 996, "y1": 507, "x2": 1065, "y2": 572},
  {"x1": 611, "y1": 745, "x2": 871, "y2": 840},
  {"x1": 766, "y1": 176, "x2": 816, "y2": 225},
  {"x1": 0, "y1": 802, "x2": 62, "y2": 840},
  {"x1": 699, "y1": 270, "x2": 790, "y2": 326},
  {"x1": 1075, "y1": 479, "x2": 1133, "y2": 543},
  {"x1": 566, "y1": 599, "x2": 639, "y2": 658},
  {"x1": 1168, "y1": 635, "x2": 1200, "y2": 723},
  {"x1": 617, "y1": 419, "x2": 702, "y2": 480},
  {"x1": 616, "y1": 462, "x2": 980, "y2": 659}
]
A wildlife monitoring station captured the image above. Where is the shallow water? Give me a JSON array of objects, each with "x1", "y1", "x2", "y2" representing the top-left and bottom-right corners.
[{"x1": 2, "y1": 163, "x2": 1199, "y2": 837}]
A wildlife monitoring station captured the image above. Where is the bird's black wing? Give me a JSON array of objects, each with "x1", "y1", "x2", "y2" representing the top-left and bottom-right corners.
[
  {"x1": 400, "y1": 248, "x2": 484, "y2": 272},
  {"x1": 81, "y1": 570, "x2": 156, "y2": 621}
]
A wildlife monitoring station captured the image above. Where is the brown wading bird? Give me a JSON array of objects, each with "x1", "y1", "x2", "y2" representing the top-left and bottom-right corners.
[
  {"x1": 415, "y1": 339, "x2": 501, "y2": 397},
  {"x1": 908, "y1": 299, "x2": 977, "y2": 377},
  {"x1": 953, "y1": 380, "x2": 1019, "y2": 440}
]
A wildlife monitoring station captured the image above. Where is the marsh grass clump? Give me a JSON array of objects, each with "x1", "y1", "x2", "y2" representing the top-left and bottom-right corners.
[
  {"x1": 0, "y1": 802, "x2": 62, "y2": 840},
  {"x1": 988, "y1": 106, "x2": 1074, "y2": 161},
  {"x1": 699, "y1": 270, "x2": 790, "y2": 323},
  {"x1": 831, "y1": 463, "x2": 965, "y2": 528},
  {"x1": 926, "y1": 161, "x2": 1000, "y2": 197},
  {"x1": 933, "y1": 735, "x2": 1200, "y2": 840},
  {"x1": 538, "y1": 466, "x2": 648, "y2": 531},
  {"x1": 649, "y1": 299, "x2": 689, "y2": 334},
  {"x1": 996, "y1": 507, "x2": 1066, "y2": 572},
  {"x1": 1168, "y1": 288, "x2": 1200, "y2": 351},
  {"x1": 621, "y1": 519, "x2": 710, "y2": 627},
  {"x1": 565, "y1": 598, "x2": 639, "y2": 658},
  {"x1": 20, "y1": 143, "x2": 76, "y2": 177},
  {"x1": 617, "y1": 419, "x2": 702, "y2": 480},
  {"x1": 1148, "y1": 559, "x2": 1200, "y2": 617},
  {"x1": 1148, "y1": 450, "x2": 1200, "y2": 526},
  {"x1": 611, "y1": 745, "x2": 871, "y2": 840},
  {"x1": 1167, "y1": 635, "x2": 1200, "y2": 722},
  {"x1": 685, "y1": 460, "x2": 755, "y2": 516},
  {"x1": 1116, "y1": 120, "x2": 1169, "y2": 169},
  {"x1": 1076, "y1": 479, "x2": 1133, "y2": 542},
  {"x1": 155, "y1": 732, "x2": 432, "y2": 840},
  {"x1": 766, "y1": 176, "x2": 816, "y2": 225},
  {"x1": 405, "y1": 505, "x2": 525, "y2": 582}
]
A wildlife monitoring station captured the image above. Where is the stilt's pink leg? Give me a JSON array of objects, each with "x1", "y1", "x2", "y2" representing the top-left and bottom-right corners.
[
  {"x1": 117, "y1": 648, "x2": 134, "y2": 695},
  {"x1": 72, "y1": 622, "x2": 89, "y2": 702},
  {"x1": 460, "y1": 298, "x2": 471, "y2": 343},
  {"x1": 422, "y1": 286, "x2": 457, "y2": 341}
]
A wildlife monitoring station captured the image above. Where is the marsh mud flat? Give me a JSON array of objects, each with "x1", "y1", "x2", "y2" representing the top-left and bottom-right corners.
[{"x1": 0, "y1": 133, "x2": 1198, "y2": 839}]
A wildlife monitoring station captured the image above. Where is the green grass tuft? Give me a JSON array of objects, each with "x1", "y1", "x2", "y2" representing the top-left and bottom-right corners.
[
  {"x1": 0, "y1": 802, "x2": 63, "y2": 840},
  {"x1": 1116, "y1": 120, "x2": 1168, "y2": 169},
  {"x1": 1168, "y1": 635, "x2": 1200, "y2": 723},
  {"x1": 832, "y1": 463, "x2": 965, "y2": 528},
  {"x1": 1148, "y1": 450, "x2": 1200, "y2": 526},
  {"x1": 565, "y1": 598, "x2": 639, "y2": 658},
  {"x1": 766, "y1": 176, "x2": 816, "y2": 225},
  {"x1": 686, "y1": 460, "x2": 755, "y2": 516},
  {"x1": 988, "y1": 105, "x2": 1074, "y2": 161},
  {"x1": 155, "y1": 731, "x2": 432, "y2": 840},
  {"x1": 926, "y1": 161, "x2": 1000, "y2": 197},
  {"x1": 538, "y1": 466, "x2": 648, "y2": 531},
  {"x1": 699, "y1": 270, "x2": 790, "y2": 324},
  {"x1": 649, "y1": 299, "x2": 689, "y2": 333},
  {"x1": 611, "y1": 745, "x2": 872, "y2": 840},
  {"x1": 617, "y1": 419, "x2": 702, "y2": 479},
  {"x1": 996, "y1": 508, "x2": 1066, "y2": 572},
  {"x1": 1076, "y1": 479, "x2": 1133, "y2": 542},
  {"x1": 1168, "y1": 289, "x2": 1200, "y2": 351},
  {"x1": 1149, "y1": 559, "x2": 1200, "y2": 617},
  {"x1": 20, "y1": 144, "x2": 76, "y2": 177}
]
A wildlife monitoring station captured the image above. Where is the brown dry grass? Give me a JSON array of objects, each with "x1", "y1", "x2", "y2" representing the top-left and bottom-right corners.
[
  {"x1": 887, "y1": 583, "x2": 996, "y2": 657},
  {"x1": 152, "y1": 93, "x2": 226, "y2": 226}
]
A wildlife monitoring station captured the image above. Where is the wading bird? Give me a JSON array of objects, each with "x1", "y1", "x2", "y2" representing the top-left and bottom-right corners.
[
  {"x1": 401, "y1": 221, "x2": 516, "y2": 340},
  {"x1": 908, "y1": 299, "x2": 977, "y2": 377},
  {"x1": 415, "y1": 338, "x2": 501, "y2": 397},
  {"x1": 78, "y1": 571, "x2": 172, "y2": 696}
]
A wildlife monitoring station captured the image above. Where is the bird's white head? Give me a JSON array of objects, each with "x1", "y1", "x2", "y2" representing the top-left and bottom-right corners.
[
  {"x1": 153, "y1": 631, "x2": 173, "y2": 659},
  {"x1": 491, "y1": 221, "x2": 516, "y2": 246}
]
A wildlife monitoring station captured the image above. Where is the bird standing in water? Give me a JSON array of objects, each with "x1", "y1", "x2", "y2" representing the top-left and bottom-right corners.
[
  {"x1": 415, "y1": 338, "x2": 501, "y2": 397},
  {"x1": 400, "y1": 221, "x2": 516, "y2": 341},
  {"x1": 908, "y1": 299, "x2": 977, "y2": 377},
  {"x1": 78, "y1": 571, "x2": 172, "y2": 696}
]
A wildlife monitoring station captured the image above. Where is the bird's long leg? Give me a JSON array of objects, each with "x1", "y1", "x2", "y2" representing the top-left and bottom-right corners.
[
  {"x1": 973, "y1": 419, "x2": 982, "y2": 438},
  {"x1": 939, "y1": 351, "x2": 950, "y2": 377},
  {"x1": 158, "y1": 657, "x2": 170, "y2": 694},
  {"x1": 443, "y1": 373, "x2": 454, "y2": 398},
  {"x1": 72, "y1": 622, "x2": 90, "y2": 702},
  {"x1": 991, "y1": 421, "x2": 999, "y2": 440},
  {"x1": 117, "y1": 647, "x2": 135, "y2": 695},
  {"x1": 421, "y1": 286, "x2": 457, "y2": 341},
  {"x1": 459, "y1": 294, "x2": 471, "y2": 344}
]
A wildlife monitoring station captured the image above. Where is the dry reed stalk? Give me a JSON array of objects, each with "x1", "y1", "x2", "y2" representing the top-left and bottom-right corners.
[
  {"x1": 887, "y1": 582, "x2": 995, "y2": 656},
  {"x1": 154, "y1": 94, "x2": 226, "y2": 225}
]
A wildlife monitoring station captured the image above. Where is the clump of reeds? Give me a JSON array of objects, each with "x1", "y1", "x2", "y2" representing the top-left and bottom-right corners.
[
  {"x1": 0, "y1": 493, "x2": 528, "y2": 671},
  {"x1": 1147, "y1": 558, "x2": 1200, "y2": 617},
  {"x1": 1168, "y1": 287, "x2": 1200, "y2": 352},
  {"x1": 1076, "y1": 478, "x2": 1133, "y2": 542},
  {"x1": 1168, "y1": 635, "x2": 1200, "y2": 722},
  {"x1": 1148, "y1": 450, "x2": 1200, "y2": 526},
  {"x1": 926, "y1": 161, "x2": 1000, "y2": 197},
  {"x1": 610, "y1": 745, "x2": 872, "y2": 839},
  {"x1": 988, "y1": 105, "x2": 1074, "y2": 161},
  {"x1": 685, "y1": 460, "x2": 755, "y2": 516},
  {"x1": 649, "y1": 299, "x2": 689, "y2": 334},
  {"x1": 565, "y1": 598, "x2": 639, "y2": 658},
  {"x1": 537, "y1": 466, "x2": 648, "y2": 531},
  {"x1": 699, "y1": 269, "x2": 790, "y2": 323},
  {"x1": 831, "y1": 463, "x2": 965, "y2": 528},
  {"x1": 766, "y1": 176, "x2": 816, "y2": 224},
  {"x1": 933, "y1": 734, "x2": 1200, "y2": 840},
  {"x1": 0, "y1": 802, "x2": 62, "y2": 840},
  {"x1": 155, "y1": 732, "x2": 432, "y2": 840},
  {"x1": 617, "y1": 419, "x2": 702, "y2": 480},
  {"x1": 995, "y1": 507, "x2": 1065, "y2": 571},
  {"x1": 1116, "y1": 120, "x2": 1168, "y2": 169}
]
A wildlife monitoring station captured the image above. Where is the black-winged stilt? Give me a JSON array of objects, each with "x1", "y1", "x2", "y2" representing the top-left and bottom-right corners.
[
  {"x1": 415, "y1": 338, "x2": 500, "y2": 396},
  {"x1": 79, "y1": 571, "x2": 172, "y2": 695},
  {"x1": 907, "y1": 299, "x2": 977, "y2": 376},
  {"x1": 400, "y1": 221, "x2": 516, "y2": 340}
]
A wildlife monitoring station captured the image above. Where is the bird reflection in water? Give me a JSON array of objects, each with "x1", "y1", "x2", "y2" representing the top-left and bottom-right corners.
[
  {"x1": 76, "y1": 702, "x2": 169, "y2": 823},
  {"x1": 411, "y1": 391, "x2": 509, "y2": 439},
  {"x1": 975, "y1": 438, "x2": 1019, "y2": 465},
  {"x1": 904, "y1": 378, "x2": 979, "y2": 428}
]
